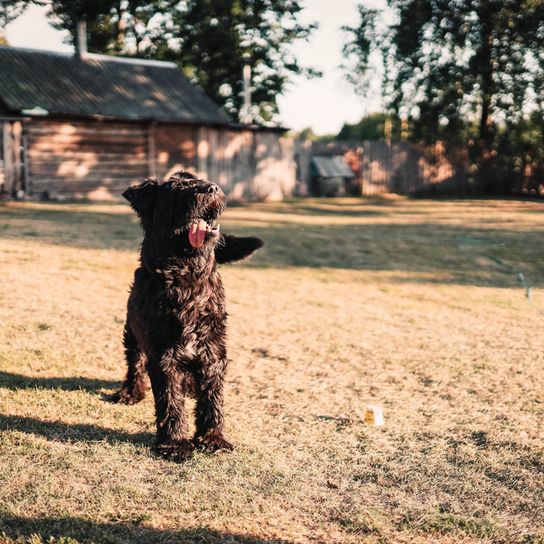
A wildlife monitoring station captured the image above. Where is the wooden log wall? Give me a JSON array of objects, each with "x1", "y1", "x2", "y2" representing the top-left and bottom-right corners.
[
  {"x1": 152, "y1": 124, "x2": 197, "y2": 180},
  {"x1": 26, "y1": 119, "x2": 148, "y2": 199},
  {"x1": 21, "y1": 119, "x2": 296, "y2": 200}
]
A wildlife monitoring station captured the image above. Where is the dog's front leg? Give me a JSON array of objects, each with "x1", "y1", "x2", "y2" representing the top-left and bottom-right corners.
[
  {"x1": 148, "y1": 347, "x2": 194, "y2": 462},
  {"x1": 194, "y1": 358, "x2": 233, "y2": 452}
]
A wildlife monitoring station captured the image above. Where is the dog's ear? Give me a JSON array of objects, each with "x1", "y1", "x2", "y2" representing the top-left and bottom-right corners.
[
  {"x1": 215, "y1": 234, "x2": 264, "y2": 264},
  {"x1": 122, "y1": 178, "x2": 158, "y2": 215}
]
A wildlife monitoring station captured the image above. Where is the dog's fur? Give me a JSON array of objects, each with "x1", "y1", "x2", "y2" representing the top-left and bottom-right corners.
[{"x1": 112, "y1": 171, "x2": 263, "y2": 461}]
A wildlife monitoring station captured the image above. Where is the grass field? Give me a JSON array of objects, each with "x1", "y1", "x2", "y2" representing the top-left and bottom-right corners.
[{"x1": 0, "y1": 196, "x2": 543, "y2": 544}]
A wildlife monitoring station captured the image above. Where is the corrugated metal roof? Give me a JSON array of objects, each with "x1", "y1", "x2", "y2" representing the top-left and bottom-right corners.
[
  {"x1": 0, "y1": 46, "x2": 231, "y2": 125},
  {"x1": 312, "y1": 156, "x2": 355, "y2": 178}
]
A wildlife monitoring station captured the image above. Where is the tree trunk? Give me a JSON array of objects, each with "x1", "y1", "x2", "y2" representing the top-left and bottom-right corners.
[{"x1": 477, "y1": 0, "x2": 497, "y2": 192}]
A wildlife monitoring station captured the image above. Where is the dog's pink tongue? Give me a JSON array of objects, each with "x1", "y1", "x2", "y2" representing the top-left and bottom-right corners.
[{"x1": 188, "y1": 219, "x2": 208, "y2": 248}]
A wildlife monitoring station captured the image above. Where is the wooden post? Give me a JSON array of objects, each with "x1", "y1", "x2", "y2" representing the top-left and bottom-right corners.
[
  {"x1": 76, "y1": 20, "x2": 88, "y2": 58},
  {"x1": 3, "y1": 122, "x2": 13, "y2": 194},
  {"x1": 22, "y1": 129, "x2": 29, "y2": 194},
  {"x1": 12, "y1": 121, "x2": 22, "y2": 194}
]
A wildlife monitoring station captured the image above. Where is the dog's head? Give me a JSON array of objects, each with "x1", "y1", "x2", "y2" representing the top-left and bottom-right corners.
[{"x1": 123, "y1": 171, "x2": 226, "y2": 252}]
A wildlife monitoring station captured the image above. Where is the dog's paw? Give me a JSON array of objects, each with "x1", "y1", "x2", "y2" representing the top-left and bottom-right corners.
[
  {"x1": 108, "y1": 388, "x2": 146, "y2": 405},
  {"x1": 194, "y1": 432, "x2": 234, "y2": 452},
  {"x1": 155, "y1": 440, "x2": 195, "y2": 462}
]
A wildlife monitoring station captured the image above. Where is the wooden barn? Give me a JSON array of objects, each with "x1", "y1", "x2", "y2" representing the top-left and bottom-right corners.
[{"x1": 0, "y1": 46, "x2": 296, "y2": 200}]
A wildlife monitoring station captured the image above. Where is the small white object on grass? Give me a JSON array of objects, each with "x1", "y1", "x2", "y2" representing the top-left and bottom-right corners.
[{"x1": 363, "y1": 404, "x2": 384, "y2": 426}]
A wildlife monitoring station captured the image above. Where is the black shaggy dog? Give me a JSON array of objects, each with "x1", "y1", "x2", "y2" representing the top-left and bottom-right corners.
[{"x1": 111, "y1": 171, "x2": 263, "y2": 462}]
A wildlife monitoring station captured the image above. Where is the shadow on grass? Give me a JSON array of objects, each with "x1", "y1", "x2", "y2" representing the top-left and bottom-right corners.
[
  {"x1": 0, "y1": 203, "x2": 139, "y2": 251},
  {"x1": 0, "y1": 516, "x2": 293, "y2": 544},
  {"x1": 230, "y1": 223, "x2": 544, "y2": 287},
  {"x1": 0, "y1": 371, "x2": 120, "y2": 393},
  {"x1": 2, "y1": 201, "x2": 543, "y2": 287},
  {"x1": 0, "y1": 414, "x2": 153, "y2": 447},
  {"x1": 249, "y1": 202, "x2": 390, "y2": 218}
]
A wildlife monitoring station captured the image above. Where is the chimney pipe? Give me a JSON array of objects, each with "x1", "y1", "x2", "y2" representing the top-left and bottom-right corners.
[
  {"x1": 75, "y1": 19, "x2": 88, "y2": 58},
  {"x1": 240, "y1": 64, "x2": 252, "y2": 124}
]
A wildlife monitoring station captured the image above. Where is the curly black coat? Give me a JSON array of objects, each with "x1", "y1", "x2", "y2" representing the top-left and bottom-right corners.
[{"x1": 112, "y1": 171, "x2": 263, "y2": 462}]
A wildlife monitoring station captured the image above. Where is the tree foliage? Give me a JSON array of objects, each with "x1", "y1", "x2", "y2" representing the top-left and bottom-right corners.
[
  {"x1": 48, "y1": 1, "x2": 171, "y2": 55},
  {"x1": 46, "y1": 0, "x2": 318, "y2": 123},
  {"x1": 336, "y1": 112, "x2": 401, "y2": 141},
  {"x1": 168, "y1": 1, "x2": 318, "y2": 122},
  {"x1": 343, "y1": 0, "x2": 544, "y2": 192}
]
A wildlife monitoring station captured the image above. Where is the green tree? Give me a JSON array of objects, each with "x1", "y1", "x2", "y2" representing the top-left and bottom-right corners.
[
  {"x1": 291, "y1": 126, "x2": 335, "y2": 141},
  {"x1": 47, "y1": 0, "x2": 167, "y2": 54},
  {"x1": 46, "y1": 0, "x2": 318, "y2": 124},
  {"x1": 159, "y1": 0, "x2": 319, "y2": 123},
  {"x1": 293, "y1": 126, "x2": 318, "y2": 140},
  {"x1": 343, "y1": 0, "x2": 544, "y2": 192},
  {"x1": 336, "y1": 112, "x2": 400, "y2": 141}
]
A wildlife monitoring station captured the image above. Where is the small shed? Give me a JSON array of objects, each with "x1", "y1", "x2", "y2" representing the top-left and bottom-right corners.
[
  {"x1": 0, "y1": 46, "x2": 296, "y2": 200},
  {"x1": 310, "y1": 155, "x2": 355, "y2": 196}
]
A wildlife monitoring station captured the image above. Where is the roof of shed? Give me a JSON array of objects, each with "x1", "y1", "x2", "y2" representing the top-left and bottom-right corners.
[
  {"x1": 0, "y1": 46, "x2": 231, "y2": 125},
  {"x1": 312, "y1": 156, "x2": 355, "y2": 178}
]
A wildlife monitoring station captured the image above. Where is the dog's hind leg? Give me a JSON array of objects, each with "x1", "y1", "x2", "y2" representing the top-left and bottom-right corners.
[
  {"x1": 148, "y1": 348, "x2": 194, "y2": 462},
  {"x1": 193, "y1": 360, "x2": 233, "y2": 452},
  {"x1": 110, "y1": 325, "x2": 149, "y2": 405}
]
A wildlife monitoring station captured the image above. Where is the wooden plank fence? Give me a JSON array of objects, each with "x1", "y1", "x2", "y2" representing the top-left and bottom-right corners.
[{"x1": 299, "y1": 140, "x2": 470, "y2": 195}]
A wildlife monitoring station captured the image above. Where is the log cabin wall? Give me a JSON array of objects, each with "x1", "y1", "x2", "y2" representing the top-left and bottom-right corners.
[
  {"x1": 151, "y1": 124, "x2": 197, "y2": 180},
  {"x1": 26, "y1": 119, "x2": 148, "y2": 199},
  {"x1": 22, "y1": 118, "x2": 295, "y2": 200}
]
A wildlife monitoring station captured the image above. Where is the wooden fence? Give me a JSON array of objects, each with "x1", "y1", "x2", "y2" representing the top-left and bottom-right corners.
[
  {"x1": 195, "y1": 127, "x2": 296, "y2": 201},
  {"x1": 297, "y1": 140, "x2": 471, "y2": 196}
]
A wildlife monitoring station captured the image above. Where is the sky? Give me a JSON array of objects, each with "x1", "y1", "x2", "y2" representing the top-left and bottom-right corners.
[{"x1": 5, "y1": 0, "x2": 386, "y2": 135}]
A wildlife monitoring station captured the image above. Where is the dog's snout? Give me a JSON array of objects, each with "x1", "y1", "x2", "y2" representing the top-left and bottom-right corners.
[{"x1": 196, "y1": 183, "x2": 223, "y2": 196}]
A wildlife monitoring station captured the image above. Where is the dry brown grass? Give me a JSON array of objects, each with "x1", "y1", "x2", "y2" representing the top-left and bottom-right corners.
[{"x1": 0, "y1": 197, "x2": 543, "y2": 544}]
